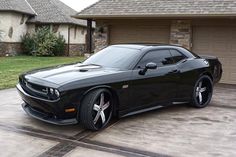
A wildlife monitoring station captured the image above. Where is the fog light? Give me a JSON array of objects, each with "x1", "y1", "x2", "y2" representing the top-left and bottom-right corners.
[{"x1": 65, "y1": 108, "x2": 76, "y2": 113}]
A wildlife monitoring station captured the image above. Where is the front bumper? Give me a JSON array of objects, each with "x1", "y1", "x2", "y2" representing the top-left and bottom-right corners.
[
  {"x1": 22, "y1": 103, "x2": 78, "y2": 125},
  {"x1": 16, "y1": 84, "x2": 78, "y2": 125}
]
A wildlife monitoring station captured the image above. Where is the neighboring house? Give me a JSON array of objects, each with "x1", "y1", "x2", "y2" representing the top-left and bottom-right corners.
[
  {"x1": 76, "y1": 0, "x2": 236, "y2": 84},
  {"x1": 0, "y1": 0, "x2": 87, "y2": 56}
]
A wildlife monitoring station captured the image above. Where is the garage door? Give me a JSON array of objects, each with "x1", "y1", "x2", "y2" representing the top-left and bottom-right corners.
[
  {"x1": 110, "y1": 24, "x2": 170, "y2": 44},
  {"x1": 193, "y1": 26, "x2": 236, "y2": 84}
]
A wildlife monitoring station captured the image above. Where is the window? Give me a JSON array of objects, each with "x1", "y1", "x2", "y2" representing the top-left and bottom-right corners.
[
  {"x1": 83, "y1": 46, "x2": 141, "y2": 69},
  {"x1": 52, "y1": 24, "x2": 60, "y2": 33},
  {"x1": 137, "y1": 49, "x2": 173, "y2": 68},
  {"x1": 170, "y1": 49, "x2": 186, "y2": 63},
  {"x1": 35, "y1": 24, "x2": 50, "y2": 32}
]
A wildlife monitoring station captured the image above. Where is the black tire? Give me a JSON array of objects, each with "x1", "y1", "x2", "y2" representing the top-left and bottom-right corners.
[
  {"x1": 191, "y1": 75, "x2": 213, "y2": 108},
  {"x1": 79, "y1": 89, "x2": 113, "y2": 131}
]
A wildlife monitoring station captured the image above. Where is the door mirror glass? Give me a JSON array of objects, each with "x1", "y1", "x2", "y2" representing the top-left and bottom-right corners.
[{"x1": 139, "y1": 62, "x2": 157, "y2": 75}]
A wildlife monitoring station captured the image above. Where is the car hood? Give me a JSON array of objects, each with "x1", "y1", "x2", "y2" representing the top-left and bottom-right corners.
[{"x1": 23, "y1": 63, "x2": 123, "y2": 86}]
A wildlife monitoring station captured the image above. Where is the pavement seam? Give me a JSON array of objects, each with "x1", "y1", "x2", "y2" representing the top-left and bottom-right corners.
[
  {"x1": 37, "y1": 143, "x2": 77, "y2": 157},
  {"x1": 0, "y1": 123, "x2": 171, "y2": 157}
]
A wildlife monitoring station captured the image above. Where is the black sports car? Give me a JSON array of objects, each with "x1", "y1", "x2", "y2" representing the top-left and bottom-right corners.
[{"x1": 17, "y1": 44, "x2": 222, "y2": 131}]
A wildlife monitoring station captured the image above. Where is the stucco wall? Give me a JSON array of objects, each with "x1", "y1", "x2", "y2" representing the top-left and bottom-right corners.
[
  {"x1": 0, "y1": 12, "x2": 28, "y2": 42},
  {"x1": 26, "y1": 24, "x2": 86, "y2": 44},
  {"x1": 57, "y1": 25, "x2": 86, "y2": 44},
  {"x1": 69, "y1": 25, "x2": 86, "y2": 44}
]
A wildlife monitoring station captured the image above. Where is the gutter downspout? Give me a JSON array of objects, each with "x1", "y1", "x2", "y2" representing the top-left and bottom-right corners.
[{"x1": 87, "y1": 19, "x2": 92, "y2": 53}]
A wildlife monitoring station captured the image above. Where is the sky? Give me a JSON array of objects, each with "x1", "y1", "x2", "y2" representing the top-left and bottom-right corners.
[{"x1": 60, "y1": 0, "x2": 99, "y2": 12}]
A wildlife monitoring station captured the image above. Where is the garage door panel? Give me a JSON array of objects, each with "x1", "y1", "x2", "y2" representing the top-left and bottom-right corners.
[
  {"x1": 193, "y1": 26, "x2": 236, "y2": 84},
  {"x1": 231, "y1": 31, "x2": 236, "y2": 52},
  {"x1": 110, "y1": 25, "x2": 170, "y2": 44},
  {"x1": 229, "y1": 73, "x2": 236, "y2": 83},
  {"x1": 212, "y1": 43, "x2": 229, "y2": 52}
]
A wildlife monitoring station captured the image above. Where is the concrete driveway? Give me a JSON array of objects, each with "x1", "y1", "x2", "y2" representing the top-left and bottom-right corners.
[{"x1": 0, "y1": 84, "x2": 235, "y2": 157}]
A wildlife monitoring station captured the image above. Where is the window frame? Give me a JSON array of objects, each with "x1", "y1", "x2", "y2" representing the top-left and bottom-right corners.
[
  {"x1": 169, "y1": 48, "x2": 188, "y2": 64},
  {"x1": 134, "y1": 48, "x2": 173, "y2": 69},
  {"x1": 134, "y1": 48, "x2": 188, "y2": 70}
]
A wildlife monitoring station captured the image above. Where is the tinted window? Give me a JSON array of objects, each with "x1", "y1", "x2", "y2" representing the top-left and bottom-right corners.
[
  {"x1": 137, "y1": 50, "x2": 173, "y2": 68},
  {"x1": 170, "y1": 49, "x2": 186, "y2": 63},
  {"x1": 83, "y1": 46, "x2": 141, "y2": 69}
]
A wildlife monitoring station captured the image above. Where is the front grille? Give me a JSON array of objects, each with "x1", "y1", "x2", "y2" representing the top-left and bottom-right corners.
[
  {"x1": 26, "y1": 81, "x2": 48, "y2": 95},
  {"x1": 20, "y1": 78, "x2": 49, "y2": 99}
]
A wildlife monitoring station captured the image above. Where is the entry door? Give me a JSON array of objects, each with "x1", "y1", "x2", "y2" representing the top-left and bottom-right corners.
[{"x1": 130, "y1": 49, "x2": 178, "y2": 111}]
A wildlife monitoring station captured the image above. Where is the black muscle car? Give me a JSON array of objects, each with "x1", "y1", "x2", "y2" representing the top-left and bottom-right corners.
[{"x1": 17, "y1": 44, "x2": 222, "y2": 131}]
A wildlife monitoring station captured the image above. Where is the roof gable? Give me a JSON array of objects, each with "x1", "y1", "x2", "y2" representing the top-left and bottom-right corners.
[
  {"x1": 0, "y1": 0, "x2": 87, "y2": 26},
  {"x1": 77, "y1": 0, "x2": 236, "y2": 18},
  {"x1": 0, "y1": 0, "x2": 35, "y2": 15},
  {"x1": 27, "y1": 0, "x2": 87, "y2": 26}
]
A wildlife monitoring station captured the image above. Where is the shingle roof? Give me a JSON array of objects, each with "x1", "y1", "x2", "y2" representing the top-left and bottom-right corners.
[
  {"x1": 77, "y1": 0, "x2": 236, "y2": 18},
  {"x1": 0, "y1": 0, "x2": 35, "y2": 15},
  {"x1": 0, "y1": 0, "x2": 87, "y2": 26},
  {"x1": 27, "y1": 0, "x2": 87, "y2": 26}
]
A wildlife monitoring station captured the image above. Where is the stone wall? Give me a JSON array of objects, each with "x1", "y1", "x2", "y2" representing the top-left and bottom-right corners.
[
  {"x1": 94, "y1": 22, "x2": 109, "y2": 52},
  {"x1": 67, "y1": 44, "x2": 86, "y2": 56},
  {"x1": 170, "y1": 20, "x2": 192, "y2": 50},
  {"x1": 0, "y1": 42, "x2": 22, "y2": 56}
]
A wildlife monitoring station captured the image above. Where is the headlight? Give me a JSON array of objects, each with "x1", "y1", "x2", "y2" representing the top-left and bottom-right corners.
[
  {"x1": 49, "y1": 88, "x2": 54, "y2": 94},
  {"x1": 54, "y1": 89, "x2": 60, "y2": 97},
  {"x1": 48, "y1": 88, "x2": 60, "y2": 98}
]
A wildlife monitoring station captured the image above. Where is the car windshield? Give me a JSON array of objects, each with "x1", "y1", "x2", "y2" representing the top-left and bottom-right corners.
[{"x1": 83, "y1": 46, "x2": 141, "y2": 69}]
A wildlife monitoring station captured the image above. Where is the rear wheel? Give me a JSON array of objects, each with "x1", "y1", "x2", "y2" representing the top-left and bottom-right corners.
[
  {"x1": 191, "y1": 75, "x2": 213, "y2": 108},
  {"x1": 79, "y1": 89, "x2": 113, "y2": 131}
]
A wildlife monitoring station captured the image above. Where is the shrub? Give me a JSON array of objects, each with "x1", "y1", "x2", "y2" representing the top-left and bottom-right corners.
[
  {"x1": 53, "y1": 34, "x2": 66, "y2": 56},
  {"x1": 21, "y1": 33, "x2": 35, "y2": 55},
  {"x1": 21, "y1": 27, "x2": 66, "y2": 56}
]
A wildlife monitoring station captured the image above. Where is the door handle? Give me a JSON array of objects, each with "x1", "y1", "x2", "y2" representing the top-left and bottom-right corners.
[{"x1": 169, "y1": 69, "x2": 180, "y2": 74}]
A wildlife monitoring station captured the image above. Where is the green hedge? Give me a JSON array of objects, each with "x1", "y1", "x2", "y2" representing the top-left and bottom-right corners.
[{"x1": 21, "y1": 27, "x2": 66, "y2": 56}]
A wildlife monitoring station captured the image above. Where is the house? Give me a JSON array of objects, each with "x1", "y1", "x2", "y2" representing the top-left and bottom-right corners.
[
  {"x1": 75, "y1": 0, "x2": 236, "y2": 84},
  {"x1": 0, "y1": 0, "x2": 87, "y2": 56}
]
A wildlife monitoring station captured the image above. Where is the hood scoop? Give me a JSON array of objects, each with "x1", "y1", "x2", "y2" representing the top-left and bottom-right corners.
[
  {"x1": 77, "y1": 65, "x2": 101, "y2": 72},
  {"x1": 79, "y1": 69, "x2": 89, "y2": 72}
]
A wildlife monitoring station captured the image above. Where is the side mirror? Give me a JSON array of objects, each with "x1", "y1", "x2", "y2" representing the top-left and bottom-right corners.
[{"x1": 139, "y1": 62, "x2": 157, "y2": 75}]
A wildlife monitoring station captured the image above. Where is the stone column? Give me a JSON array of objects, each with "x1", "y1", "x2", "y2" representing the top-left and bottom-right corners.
[
  {"x1": 170, "y1": 20, "x2": 192, "y2": 50},
  {"x1": 94, "y1": 21, "x2": 109, "y2": 53}
]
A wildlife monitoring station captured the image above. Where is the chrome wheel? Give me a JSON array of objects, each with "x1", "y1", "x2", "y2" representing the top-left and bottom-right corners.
[
  {"x1": 92, "y1": 92, "x2": 112, "y2": 129},
  {"x1": 193, "y1": 76, "x2": 213, "y2": 108},
  {"x1": 196, "y1": 81, "x2": 207, "y2": 105}
]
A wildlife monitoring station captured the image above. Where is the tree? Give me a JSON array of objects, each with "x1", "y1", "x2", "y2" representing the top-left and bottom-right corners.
[{"x1": 21, "y1": 27, "x2": 66, "y2": 56}]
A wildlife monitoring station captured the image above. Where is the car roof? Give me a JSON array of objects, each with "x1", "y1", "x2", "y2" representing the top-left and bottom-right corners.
[
  {"x1": 111, "y1": 43, "x2": 183, "y2": 50},
  {"x1": 111, "y1": 44, "x2": 198, "y2": 58}
]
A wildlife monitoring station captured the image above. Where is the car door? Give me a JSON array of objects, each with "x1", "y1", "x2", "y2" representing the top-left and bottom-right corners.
[{"x1": 130, "y1": 49, "x2": 179, "y2": 111}]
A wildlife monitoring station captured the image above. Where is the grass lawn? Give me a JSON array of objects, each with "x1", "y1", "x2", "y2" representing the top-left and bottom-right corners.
[{"x1": 0, "y1": 56, "x2": 85, "y2": 90}]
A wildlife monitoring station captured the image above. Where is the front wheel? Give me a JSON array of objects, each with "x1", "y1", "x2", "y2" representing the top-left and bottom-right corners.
[
  {"x1": 191, "y1": 75, "x2": 213, "y2": 108},
  {"x1": 79, "y1": 89, "x2": 113, "y2": 131}
]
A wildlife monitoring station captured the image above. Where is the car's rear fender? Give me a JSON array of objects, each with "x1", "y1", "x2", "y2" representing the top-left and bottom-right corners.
[{"x1": 199, "y1": 56, "x2": 222, "y2": 83}]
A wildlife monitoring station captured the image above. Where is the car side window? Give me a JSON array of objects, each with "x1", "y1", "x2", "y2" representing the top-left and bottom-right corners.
[
  {"x1": 137, "y1": 49, "x2": 173, "y2": 68},
  {"x1": 170, "y1": 49, "x2": 187, "y2": 63}
]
